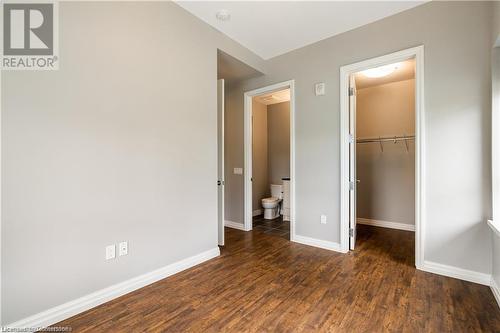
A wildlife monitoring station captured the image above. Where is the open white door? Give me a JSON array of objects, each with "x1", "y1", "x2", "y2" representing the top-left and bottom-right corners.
[
  {"x1": 217, "y1": 79, "x2": 225, "y2": 246},
  {"x1": 349, "y1": 75, "x2": 357, "y2": 250}
]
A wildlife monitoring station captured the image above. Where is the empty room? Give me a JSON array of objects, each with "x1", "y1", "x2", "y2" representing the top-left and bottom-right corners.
[{"x1": 2, "y1": 1, "x2": 500, "y2": 332}]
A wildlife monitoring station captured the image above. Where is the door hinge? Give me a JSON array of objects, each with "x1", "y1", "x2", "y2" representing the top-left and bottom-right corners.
[
  {"x1": 349, "y1": 228, "x2": 354, "y2": 237},
  {"x1": 349, "y1": 87, "x2": 355, "y2": 96},
  {"x1": 349, "y1": 181, "x2": 355, "y2": 191},
  {"x1": 348, "y1": 134, "x2": 354, "y2": 143}
]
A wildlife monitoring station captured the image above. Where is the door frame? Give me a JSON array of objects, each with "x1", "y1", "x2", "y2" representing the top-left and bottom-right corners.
[
  {"x1": 243, "y1": 80, "x2": 296, "y2": 239},
  {"x1": 348, "y1": 75, "x2": 357, "y2": 250},
  {"x1": 339, "y1": 46, "x2": 425, "y2": 269},
  {"x1": 217, "y1": 79, "x2": 225, "y2": 246}
]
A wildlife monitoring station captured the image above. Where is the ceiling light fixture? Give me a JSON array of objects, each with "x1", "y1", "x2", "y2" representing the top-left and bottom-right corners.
[
  {"x1": 216, "y1": 9, "x2": 231, "y2": 22},
  {"x1": 361, "y1": 63, "x2": 400, "y2": 78}
]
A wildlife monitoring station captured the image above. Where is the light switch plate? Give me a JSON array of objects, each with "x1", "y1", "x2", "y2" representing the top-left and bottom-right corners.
[
  {"x1": 105, "y1": 245, "x2": 116, "y2": 260},
  {"x1": 119, "y1": 241, "x2": 128, "y2": 256},
  {"x1": 320, "y1": 214, "x2": 327, "y2": 224},
  {"x1": 315, "y1": 83, "x2": 325, "y2": 96},
  {"x1": 234, "y1": 167, "x2": 243, "y2": 175}
]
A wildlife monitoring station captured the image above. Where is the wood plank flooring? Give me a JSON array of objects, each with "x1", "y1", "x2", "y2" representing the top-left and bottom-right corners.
[{"x1": 55, "y1": 225, "x2": 500, "y2": 332}]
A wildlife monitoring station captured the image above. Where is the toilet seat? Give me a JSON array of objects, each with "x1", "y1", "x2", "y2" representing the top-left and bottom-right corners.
[{"x1": 262, "y1": 197, "x2": 280, "y2": 204}]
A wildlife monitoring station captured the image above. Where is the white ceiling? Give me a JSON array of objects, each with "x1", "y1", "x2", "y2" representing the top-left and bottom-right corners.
[{"x1": 176, "y1": 1, "x2": 424, "y2": 60}]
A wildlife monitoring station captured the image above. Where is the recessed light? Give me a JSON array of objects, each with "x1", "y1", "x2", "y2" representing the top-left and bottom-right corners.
[
  {"x1": 361, "y1": 63, "x2": 400, "y2": 78},
  {"x1": 216, "y1": 9, "x2": 231, "y2": 22}
]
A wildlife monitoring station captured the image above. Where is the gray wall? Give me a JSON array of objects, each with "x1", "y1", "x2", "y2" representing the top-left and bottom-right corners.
[
  {"x1": 224, "y1": 1, "x2": 493, "y2": 274},
  {"x1": 356, "y1": 79, "x2": 415, "y2": 225},
  {"x1": 252, "y1": 100, "x2": 268, "y2": 211},
  {"x1": 492, "y1": 3, "x2": 500, "y2": 291},
  {"x1": 267, "y1": 102, "x2": 290, "y2": 185},
  {"x1": 1, "y1": 2, "x2": 264, "y2": 324}
]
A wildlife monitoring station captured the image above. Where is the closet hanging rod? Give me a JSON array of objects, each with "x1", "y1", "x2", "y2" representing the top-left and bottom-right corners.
[{"x1": 356, "y1": 135, "x2": 415, "y2": 144}]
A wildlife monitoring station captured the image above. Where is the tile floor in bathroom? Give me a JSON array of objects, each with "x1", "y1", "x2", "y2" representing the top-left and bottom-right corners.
[{"x1": 252, "y1": 214, "x2": 290, "y2": 240}]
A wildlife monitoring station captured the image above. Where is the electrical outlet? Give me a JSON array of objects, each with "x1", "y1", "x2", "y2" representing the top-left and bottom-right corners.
[
  {"x1": 119, "y1": 241, "x2": 128, "y2": 256},
  {"x1": 320, "y1": 215, "x2": 327, "y2": 224},
  {"x1": 105, "y1": 245, "x2": 116, "y2": 260}
]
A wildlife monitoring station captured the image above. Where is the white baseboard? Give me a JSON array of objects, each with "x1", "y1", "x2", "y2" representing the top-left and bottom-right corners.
[
  {"x1": 293, "y1": 234, "x2": 344, "y2": 253},
  {"x1": 252, "y1": 209, "x2": 262, "y2": 217},
  {"x1": 491, "y1": 277, "x2": 500, "y2": 309},
  {"x1": 357, "y1": 218, "x2": 415, "y2": 232},
  {"x1": 419, "y1": 260, "x2": 491, "y2": 286},
  {"x1": 6, "y1": 247, "x2": 220, "y2": 329},
  {"x1": 224, "y1": 220, "x2": 248, "y2": 231}
]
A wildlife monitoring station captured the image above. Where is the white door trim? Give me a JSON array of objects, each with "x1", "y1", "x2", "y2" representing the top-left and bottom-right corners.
[
  {"x1": 348, "y1": 75, "x2": 357, "y2": 250},
  {"x1": 0, "y1": 53, "x2": 3, "y2": 325},
  {"x1": 243, "y1": 80, "x2": 296, "y2": 239},
  {"x1": 217, "y1": 79, "x2": 225, "y2": 246},
  {"x1": 339, "y1": 45, "x2": 425, "y2": 268}
]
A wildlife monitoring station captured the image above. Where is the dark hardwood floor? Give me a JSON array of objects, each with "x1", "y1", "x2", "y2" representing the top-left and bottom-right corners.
[{"x1": 55, "y1": 225, "x2": 500, "y2": 332}]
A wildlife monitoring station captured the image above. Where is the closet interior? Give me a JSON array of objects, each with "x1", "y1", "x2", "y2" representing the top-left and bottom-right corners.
[{"x1": 353, "y1": 59, "x2": 416, "y2": 253}]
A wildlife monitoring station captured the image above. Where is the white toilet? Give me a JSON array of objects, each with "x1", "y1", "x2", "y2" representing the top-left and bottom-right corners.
[{"x1": 261, "y1": 184, "x2": 283, "y2": 219}]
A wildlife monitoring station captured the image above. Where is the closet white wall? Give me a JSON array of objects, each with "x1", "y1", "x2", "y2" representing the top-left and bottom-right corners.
[{"x1": 356, "y1": 79, "x2": 416, "y2": 227}]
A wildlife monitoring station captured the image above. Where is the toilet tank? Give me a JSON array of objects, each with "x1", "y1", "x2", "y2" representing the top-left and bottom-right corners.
[{"x1": 270, "y1": 184, "x2": 283, "y2": 199}]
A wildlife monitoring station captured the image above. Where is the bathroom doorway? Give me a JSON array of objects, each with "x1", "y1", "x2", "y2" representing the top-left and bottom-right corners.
[
  {"x1": 243, "y1": 81, "x2": 295, "y2": 240},
  {"x1": 339, "y1": 46, "x2": 424, "y2": 268}
]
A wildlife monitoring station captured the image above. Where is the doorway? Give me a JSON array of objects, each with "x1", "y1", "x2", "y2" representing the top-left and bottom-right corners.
[
  {"x1": 243, "y1": 81, "x2": 296, "y2": 240},
  {"x1": 251, "y1": 89, "x2": 291, "y2": 239},
  {"x1": 339, "y1": 46, "x2": 424, "y2": 268}
]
